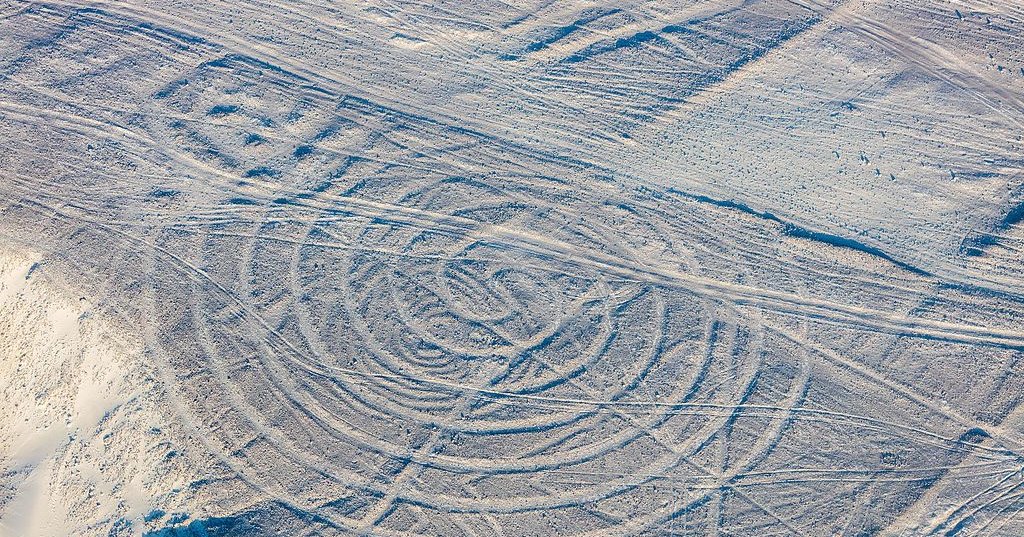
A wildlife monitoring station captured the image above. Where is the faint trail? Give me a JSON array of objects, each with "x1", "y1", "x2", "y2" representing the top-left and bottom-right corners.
[
  {"x1": 0, "y1": 0, "x2": 33, "y2": 20},
  {"x1": 798, "y1": 0, "x2": 1024, "y2": 132}
]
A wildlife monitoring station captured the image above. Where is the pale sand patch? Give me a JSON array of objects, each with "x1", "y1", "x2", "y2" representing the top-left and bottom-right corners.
[{"x1": 0, "y1": 248, "x2": 193, "y2": 537}]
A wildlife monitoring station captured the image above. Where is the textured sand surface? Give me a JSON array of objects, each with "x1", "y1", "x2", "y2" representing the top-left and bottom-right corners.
[{"x1": 1, "y1": 1, "x2": 1023, "y2": 535}]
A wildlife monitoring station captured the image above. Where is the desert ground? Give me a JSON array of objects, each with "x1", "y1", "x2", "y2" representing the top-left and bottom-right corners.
[{"x1": 1, "y1": 0, "x2": 1024, "y2": 535}]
